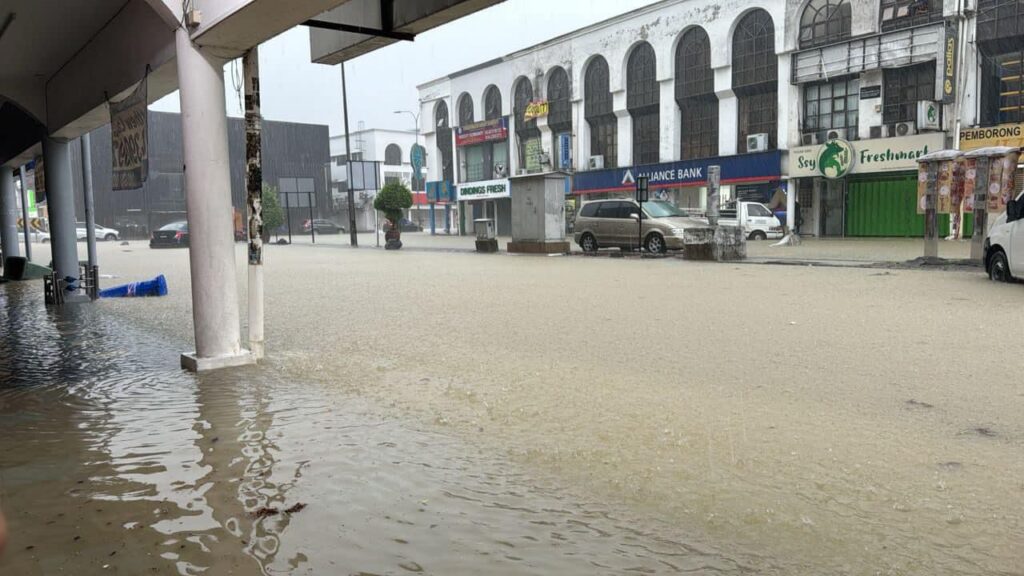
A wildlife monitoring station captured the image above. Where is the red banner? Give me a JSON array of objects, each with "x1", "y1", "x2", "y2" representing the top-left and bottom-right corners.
[{"x1": 455, "y1": 117, "x2": 508, "y2": 147}]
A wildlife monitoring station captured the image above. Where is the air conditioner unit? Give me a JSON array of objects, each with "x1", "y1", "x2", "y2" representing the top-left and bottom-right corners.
[
  {"x1": 825, "y1": 128, "x2": 847, "y2": 141},
  {"x1": 890, "y1": 122, "x2": 917, "y2": 137},
  {"x1": 869, "y1": 125, "x2": 884, "y2": 139},
  {"x1": 800, "y1": 132, "x2": 819, "y2": 146},
  {"x1": 588, "y1": 155, "x2": 605, "y2": 170},
  {"x1": 747, "y1": 133, "x2": 768, "y2": 152},
  {"x1": 539, "y1": 152, "x2": 551, "y2": 165}
]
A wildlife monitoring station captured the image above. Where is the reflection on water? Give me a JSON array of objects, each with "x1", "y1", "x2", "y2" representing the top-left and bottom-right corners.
[{"x1": 0, "y1": 281, "x2": 746, "y2": 575}]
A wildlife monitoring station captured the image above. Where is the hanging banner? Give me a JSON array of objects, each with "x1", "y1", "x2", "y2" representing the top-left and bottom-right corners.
[
  {"x1": 942, "y1": 20, "x2": 958, "y2": 105},
  {"x1": 524, "y1": 100, "x2": 549, "y2": 121},
  {"x1": 33, "y1": 156, "x2": 45, "y2": 205},
  {"x1": 455, "y1": 117, "x2": 509, "y2": 147},
  {"x1": 110, "y1": 76, "x2": 149, "y2": 190}
]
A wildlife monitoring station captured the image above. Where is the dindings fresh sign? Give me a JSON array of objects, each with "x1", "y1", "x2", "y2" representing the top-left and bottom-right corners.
[{"x1": 456, "y1": 178, "x2": 510, "y2": 201}]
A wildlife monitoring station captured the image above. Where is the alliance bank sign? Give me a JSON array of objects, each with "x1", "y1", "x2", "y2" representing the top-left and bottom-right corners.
[{"x1": 788, "y1": 133, "x2": 944, "y2": 178}]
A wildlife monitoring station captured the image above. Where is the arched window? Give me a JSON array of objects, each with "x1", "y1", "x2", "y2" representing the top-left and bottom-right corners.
[
  {"x1": 733, "y1": 10, "x2": 778, "y2": 152},
  {"x1": 627, "y1": 42, "x2": 660, "y2": 165},
  {"x1": 484, "y1": 85, "x2": 502, "y2": 120},
  {"x1": 584, "y1": 56, "x2": 617, "y2": 169},
  {"x1": 514, "y1": 77, "x2": 541, "y2": 171},
  {"x1": 384, "y1": 144, "x2": 402, "y2": 166},
  {"x1": 548, "y1": 67, "x2": 573, "y2": 169},
  {"x1": 548, "y1": 67, "x2": 572, "y2": 132},
  {"x1": 799, "y1": 0, "x2": 851, "y2": 48},
  {"x1": 435, "y1": 100, "x2": 453, "y2": 183},
  {"x1": 458, "y1": 93, "x2": 474, "y2": 126},
  {"x1": 675, "y1": 27, "x2": 718, "y2": 160}
]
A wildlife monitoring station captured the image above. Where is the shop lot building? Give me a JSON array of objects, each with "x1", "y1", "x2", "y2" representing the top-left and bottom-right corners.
[{"x1": 417, "y1": 0, "x2": 1024, "y2": 239}]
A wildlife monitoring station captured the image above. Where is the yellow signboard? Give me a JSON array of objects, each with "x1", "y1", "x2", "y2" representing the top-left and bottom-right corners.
[
  {"x1": 524, "y1": 100, "x2": 549, "y2": 120},
  {"x1": 959, "y1": 123, "x2": 1024, "y2": 151}
]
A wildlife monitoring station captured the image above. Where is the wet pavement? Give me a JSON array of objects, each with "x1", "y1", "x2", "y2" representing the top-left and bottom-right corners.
[{"x1": 2, "y1": 240, "x2": 1023, "y2": 575}]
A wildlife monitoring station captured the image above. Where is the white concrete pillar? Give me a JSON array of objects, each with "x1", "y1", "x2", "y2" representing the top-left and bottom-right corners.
[
  {"x1": 659, "y1": 80, "x2": 679, "y2": 163},
  {"x1": 42, "y1": 137, "x2": 80, "y2": 283},
  {"x1": 175, "y1": 28, "x2": 251, "y2": 371},
  {"x1": 0, "y1": 166, "x2": 20, "y2": 261},
  {"x1": 613, "y1": 89, "x2": 631, "y2": 168}
]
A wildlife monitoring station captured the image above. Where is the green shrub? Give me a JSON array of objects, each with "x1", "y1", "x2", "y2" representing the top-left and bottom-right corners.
[{"x1": 373, "y1": 182, "x2": 413, "y2": 223}]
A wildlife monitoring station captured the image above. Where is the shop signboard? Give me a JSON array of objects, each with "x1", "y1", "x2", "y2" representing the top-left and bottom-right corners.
[
  {"x1": 455, "y1": 117, "x2": 509, "y2": 147},
  {"x1": 426, "y1": 180, "x2": 454, "y2": 203},
  {"x1": 573, "y1": 151, "x2": 781, "y2": 194},
  {"x1": 959, "y1": 123, "x2": 1024, "y2": 151},
  {"x1": 942, "y1": 20, "x2": 958, "y2": 105},
  {"x1": 456, "y1": 178, "x2": 510, "y2": 201},
  {"x1": 524, "y1": 100, "x2": 549, "y2": 120},
  {"x1": 788, "y1": 133, "x2": 944, "y2": 178}
]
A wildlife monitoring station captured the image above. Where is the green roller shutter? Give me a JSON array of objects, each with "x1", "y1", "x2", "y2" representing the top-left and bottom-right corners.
[{"x1": 846, "y1": 174, "x2": 974, "y2": 237}]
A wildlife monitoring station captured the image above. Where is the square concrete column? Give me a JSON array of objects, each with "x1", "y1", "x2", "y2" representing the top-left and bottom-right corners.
[
  {"x1": 42, "y1": 137, "x2": 80, "y2": 283},
  {"x1": 175, "y1": 28, "x2": 253, "y2": 372},
  {"x1": 0, "y1": 166, "x2": 20, "y2": 261}
]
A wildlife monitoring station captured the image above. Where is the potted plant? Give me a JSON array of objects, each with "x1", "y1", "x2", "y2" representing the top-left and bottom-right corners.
[{"x1": 373, "y1": 182, "x2": 413, "y2": 250}]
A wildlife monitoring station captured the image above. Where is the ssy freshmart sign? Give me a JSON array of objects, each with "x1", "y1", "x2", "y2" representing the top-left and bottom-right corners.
[{"x1": 788, "y1": 133, "x2": 944, "y2": 178}]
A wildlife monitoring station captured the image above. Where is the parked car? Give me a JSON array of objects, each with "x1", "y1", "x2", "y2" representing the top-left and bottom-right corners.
[
  {"x1": 397, "y1": 218, "x2": 422, "y2": 232},
  {"x1": 302, "y1": 219, "x2": 345, "y2": 234},
  {"x1": 985, "y1": 193, "x2": 1024, "y2": 282},
  {"x1": 692, "y1": 201, "x2": 784, "y2": 241},
  {"x1": 573, "y1": 199, "x2": 703, "y2": 254},
  {"x1": 149, "y1": 221, "x2": 189, "y2": 249},
  {"x1": 114, "y1": 218, "x2": 149, "y2": 241},
  {"x1": 76, "y1": 222, "x2": 120, "y2": 241}
]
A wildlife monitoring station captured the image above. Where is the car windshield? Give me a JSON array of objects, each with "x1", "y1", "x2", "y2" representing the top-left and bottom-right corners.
[
  {"x1": 159, "y1": 222, "x2": 187, "y2": 232},
  {"x1": 643, "y1": 201, "x2": 684, "y2": 219}
]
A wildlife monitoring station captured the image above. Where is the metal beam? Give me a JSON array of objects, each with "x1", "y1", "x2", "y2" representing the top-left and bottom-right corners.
[{"x1": 302, "y1": 19, "x2": 415, "y2": 42}]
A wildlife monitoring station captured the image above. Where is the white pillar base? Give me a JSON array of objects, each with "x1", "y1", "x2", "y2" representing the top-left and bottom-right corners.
[
  {"x1": 181, "y1": 350, "x2": 257, "y2": 373},
  {"x1": 771, "y1": 233, "x2": 802, "y2": 247}
]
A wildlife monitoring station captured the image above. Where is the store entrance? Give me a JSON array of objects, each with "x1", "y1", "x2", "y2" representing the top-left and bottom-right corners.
[{"x1": 820, "y1": 179, "x2": 846, "y2": 237}]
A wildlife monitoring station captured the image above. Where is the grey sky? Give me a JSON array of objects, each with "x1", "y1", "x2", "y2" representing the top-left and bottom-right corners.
[{"x1": 152, "y1": 0, "x2": 657, "y2": 136}]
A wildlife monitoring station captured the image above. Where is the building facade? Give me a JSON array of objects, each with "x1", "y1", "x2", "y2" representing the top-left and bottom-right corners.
[
  {"x1": 329, "y1": 128, "x2": 452, "y2": 232},
  {"x1": 61, "y1": 111, "x2": 330, "y2": 239},
  {"x1": 418, "y1": 0, "x2": 1024, "y2": 239}
]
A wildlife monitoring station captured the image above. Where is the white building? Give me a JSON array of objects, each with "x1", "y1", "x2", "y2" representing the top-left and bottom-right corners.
[
  {"x1": 329, "y1": 128, "x2": 452, "y2": 232},
  {"x1": 418, "y1": 0, "x2": 1019, "y2": 239}
]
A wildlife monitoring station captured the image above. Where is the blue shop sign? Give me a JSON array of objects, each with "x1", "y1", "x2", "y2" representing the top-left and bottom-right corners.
[
  {"x1": 572, "y1": 151, "x2": 782, "y2": 194},
  {"x1": 426, "y1": 180, "x2": 454, "y2": 203}
]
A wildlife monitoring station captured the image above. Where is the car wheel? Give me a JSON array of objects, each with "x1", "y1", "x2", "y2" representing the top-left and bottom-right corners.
[
  {"x1": 580, "y1": 233, "x2": 598, "y2": 253},
  {"x1": 988, "y1": 249, "x2": 1012, "y2": 282},
  {"x1": 749, "y1": 231, "x2": 768, "y2": 241},
  {"x1": 644, "y1": 233, "x2": 666, "y2": 254},
  {"x1": 104, "y1": 233, "x2": 117, "y2": 241}
]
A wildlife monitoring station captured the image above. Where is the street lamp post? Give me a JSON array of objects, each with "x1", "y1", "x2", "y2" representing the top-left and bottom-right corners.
[{"x1": 394, "y1": 110, "x2": 427, "y2": 231}]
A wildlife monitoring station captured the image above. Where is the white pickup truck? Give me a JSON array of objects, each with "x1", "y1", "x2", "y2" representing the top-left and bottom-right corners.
[
  {"x1": 691, "y1": 201, "x2": 784, "y2": 241},
  {"x1": 984, "y1": 194, "x2": 1024, "y2": 282}
]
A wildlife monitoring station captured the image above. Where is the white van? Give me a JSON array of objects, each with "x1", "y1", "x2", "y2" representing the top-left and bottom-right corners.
[
  {"x1": 693, "y1": 201, "x2": 784, "y2": 241},
  {"x1": 984, "y1": 194, "x2": 1024, "y2": 282}
]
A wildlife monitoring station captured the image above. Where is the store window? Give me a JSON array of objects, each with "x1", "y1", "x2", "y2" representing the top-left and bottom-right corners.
[
  {"x1": 627, "y1": 42, "x2": 660, "y2": 166},
  {"x1": 484, "y1": 85, "x2": 502, "y2": 120},
  {"x1": 882, "y1": 62, "x2": 935, "y2": 125},
  {"x1": 435, "y1": 100, "x2": 454, "y2": 184},
  {"x1": 584, "y1": 56, "x2": 618, "y2": 169},
  {"x1": 799, "y1": 0, "x2": 851, "y2": 49},
  {"x1": 733, "y1": 9, "x2": 778, "y2": 152},
  {"x1": 513, "y1": 77, "x2": 541, "y2": 172},
  {"x1": 384, "y1": 144, "x2": 402, "y2": 166},
  {"x1": 803, "y1": 77, "x2": 859, "y2": 139},
  {"x1": 879, "y1": 0, "x2": 943, "y2": 33},
  {"x1": 675, "y1": 26, "x2": 718, "y2": 160}
]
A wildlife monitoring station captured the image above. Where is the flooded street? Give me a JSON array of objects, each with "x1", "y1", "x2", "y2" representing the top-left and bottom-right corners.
[{"x1": 2, "y1": 241, "x2": 1023, "y2": 575}]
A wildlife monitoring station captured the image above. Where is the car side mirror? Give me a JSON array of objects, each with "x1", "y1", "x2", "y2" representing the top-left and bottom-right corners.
[
  {"x1": 1008, "y1": 200, "x2": 1021, "y2": 223},
  {"x1": 629, "y1": 213, "x2": 640, "y2": 220}
]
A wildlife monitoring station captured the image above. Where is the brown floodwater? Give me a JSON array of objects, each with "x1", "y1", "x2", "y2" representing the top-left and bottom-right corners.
[{"x1": 3, "y1": 241, "x2": 1024, "y2": 575}]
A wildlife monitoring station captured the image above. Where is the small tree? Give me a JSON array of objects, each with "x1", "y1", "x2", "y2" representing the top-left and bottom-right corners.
[
  {"x1": 262, "y1": 183, "x2": 285, "y2": 240},
  {"x1": 373, "y1": 182, "x2": 413, "y2": 224}
]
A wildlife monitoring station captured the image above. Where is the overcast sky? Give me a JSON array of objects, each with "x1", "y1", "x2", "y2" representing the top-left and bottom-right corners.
[{"x1": 152, "y1": 0, "x2": 657, "y2": 136}]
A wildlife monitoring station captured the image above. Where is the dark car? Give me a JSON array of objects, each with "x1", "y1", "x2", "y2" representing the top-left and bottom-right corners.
[
  {"x1": 302, "y1": 219, "x2": 344, "y2": 234},
  {"x1": 150, "y1": 221, "x2": 189, "y2": 248}
]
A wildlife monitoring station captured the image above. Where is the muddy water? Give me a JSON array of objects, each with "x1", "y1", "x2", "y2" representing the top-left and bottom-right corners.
[
  {"x1": 0, "y1": 280, "x2": 745, "y2": 575},
  {"x1": 4, "y1": 242, "x2": 1024, "y2": 575}
]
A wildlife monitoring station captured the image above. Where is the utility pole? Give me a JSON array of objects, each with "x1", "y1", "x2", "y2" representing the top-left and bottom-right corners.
[
  {"x1": 243, "y1": 47, "x2": 265, "y2": 359},
  {"x1": 81, "y1": 133, "x2": 97, "y2": 269},
  {"x1": 18, "y1": 166, "x2": 31, "y2": 261},
  {"x1": 342, "y1": 62, "x2": 358, "y2": 246}
]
